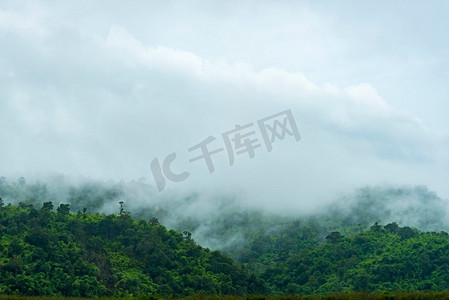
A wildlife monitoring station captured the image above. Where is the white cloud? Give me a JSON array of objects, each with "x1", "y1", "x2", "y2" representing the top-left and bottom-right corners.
[
  {"x1": 0, "y1": 1, "x2": 448, "y2": 210},
  {"x1": 0, "y1": 9, "x2": 46, "y2": 36}
]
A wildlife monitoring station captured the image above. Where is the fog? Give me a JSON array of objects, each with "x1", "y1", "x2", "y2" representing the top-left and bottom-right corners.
[{"x1": 1, "y1": 0, "x2": 448, "y2": 214}]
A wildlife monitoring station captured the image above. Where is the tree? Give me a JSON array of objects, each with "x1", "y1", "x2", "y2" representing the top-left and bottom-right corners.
[
  {"x1": 149, "y1": 217, "x2": 160, "y2": 226},
  {"x1": 17, "y1": 177, "x2": 26, "y2": 186},
  {"x1": 370, "y1": 222, "x2": 383, "y2": 232},
  {"x1": 41, "y1": 201, "x2": 54, "y2": 211},
  {"x1": 57, "y1": 204, "x2": 70, "y2": 216},
  {"x1": 385, "y1": 222, "x2": 399, "y2": 234},
  {"x1": 325, "y1": 232, "x2": 343, "y2": 243},
  {"x1": 119, "y1": 201, "x2": 128, "y2": 216}
]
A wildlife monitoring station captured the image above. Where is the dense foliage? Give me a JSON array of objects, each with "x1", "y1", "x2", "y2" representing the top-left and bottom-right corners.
[
  {"x1": 235, "y1": 221, "x2": 449, "y2": 294},
  {"x1": 2, "y1": 177, "x2": 449, "y2": 297},
  {"x1": 0, "y1": 200, "x2": 263, "y2": 297}
]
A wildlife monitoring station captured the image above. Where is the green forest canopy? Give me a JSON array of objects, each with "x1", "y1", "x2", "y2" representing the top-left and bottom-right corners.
[{"x1": 1, "y1": 198, "x2": 449, "y2": 297}]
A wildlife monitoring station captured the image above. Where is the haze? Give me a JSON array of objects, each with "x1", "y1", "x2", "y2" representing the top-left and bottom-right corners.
[{"x1": 1, "y1": 0, "x2": 448, "y2": 212}]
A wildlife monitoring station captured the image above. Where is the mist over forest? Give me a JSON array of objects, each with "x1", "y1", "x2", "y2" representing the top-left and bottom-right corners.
[
  {"x1": 1, "y1": 176, "x2": 448, "y2": 251},
  {"x1": 2, "y1": 177, "x2": 449, "y2": 296}
]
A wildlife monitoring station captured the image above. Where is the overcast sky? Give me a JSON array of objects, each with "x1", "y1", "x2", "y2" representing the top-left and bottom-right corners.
[{"x1": 1, "y1": 0, "x2": 448, "y2": 211}]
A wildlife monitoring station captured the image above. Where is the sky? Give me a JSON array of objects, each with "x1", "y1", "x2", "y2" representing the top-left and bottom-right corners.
[{"x1": 0, "y1": 0, "x2": 448, "y2": 212}]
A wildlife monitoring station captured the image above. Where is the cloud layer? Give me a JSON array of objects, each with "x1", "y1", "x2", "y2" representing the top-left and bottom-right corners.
[{"x1": 0, "y1": 0, "x2": 448, "y2": 211}]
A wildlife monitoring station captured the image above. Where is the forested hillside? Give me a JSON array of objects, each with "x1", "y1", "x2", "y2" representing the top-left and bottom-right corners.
[
  {"x1": 0, "y1": 200, "x2": 263, "y2": 297},
  {"x1": 1, "y1": 177, "x2": 448, "y2": 251},
  {"x1": 2, "y1": 178, "x2": 449, "y2": 297},
  {"x1": 3, "y1": 200, "x2": 449, "y2": 297},
  {"x1": 238, "y1": 221, "x2": 449, "y2": 294}
]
